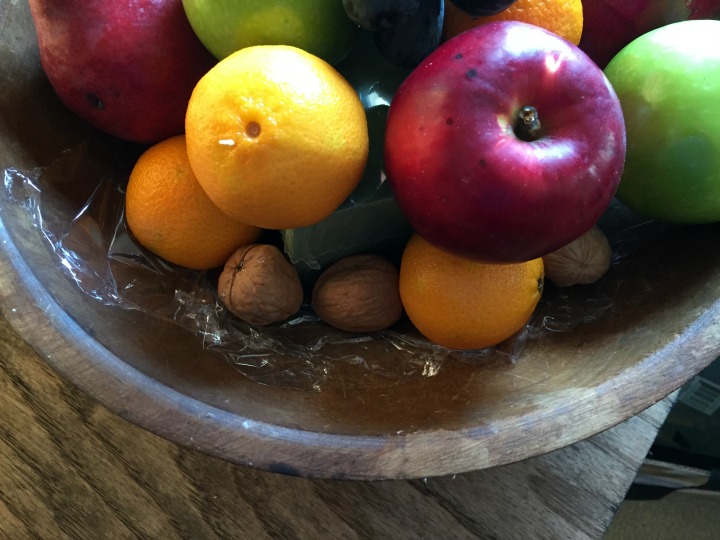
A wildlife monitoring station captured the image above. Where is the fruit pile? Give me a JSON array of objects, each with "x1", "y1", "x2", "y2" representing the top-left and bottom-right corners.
[{"x1": 27, "y1": 0, "x2": 720, "y2": 353}]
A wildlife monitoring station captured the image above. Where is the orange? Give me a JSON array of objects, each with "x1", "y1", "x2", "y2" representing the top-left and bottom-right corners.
[
  {"x1": 399, "y1": 234, "x2": 544, "y2": 350},
  {"x1": 185, "y1": 45, "x2": 369, "y2": 230},
  {"x1": 443, "y1": 0, "x2": 584, "y2": 46},
  {"x1": 125, "y1": 135, "x2": 261, "y2": 270}
]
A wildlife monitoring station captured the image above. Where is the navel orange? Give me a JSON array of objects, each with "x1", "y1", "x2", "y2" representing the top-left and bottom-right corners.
[
  {"x1": 125, "y1": 135, "x2": 261, "y2": 270},
  {"x1": 399, "y1": 234, "x2": 545, "y2": 350},
  {"x1": 185, "y1": 45, "x2": 369, "y2": 231},
  {"x1": 443, "y1": 0, "x2": 584, "y2": 46}
]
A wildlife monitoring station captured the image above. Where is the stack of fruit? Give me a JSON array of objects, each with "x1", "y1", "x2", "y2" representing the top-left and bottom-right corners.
[{"x1": 27, "y1": 0, "x2": 720, "y2": 352}]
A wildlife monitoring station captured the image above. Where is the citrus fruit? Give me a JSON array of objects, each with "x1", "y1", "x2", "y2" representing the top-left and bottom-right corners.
[
  {"x1": 443, "y1": 0, "x2": 584, "y2": 46},
  {"x1": 185, "y1": 45, "x2": 369, "y2": 231},
  {"x1": 125, "y1": 135, "x2": 261, "y2": 270},
  {"x1": 399, "y1": 234, "x2": 544, "y2": 350},
  {"x1": 181, "y1": 0, "x2": 361, "y2": 65}
]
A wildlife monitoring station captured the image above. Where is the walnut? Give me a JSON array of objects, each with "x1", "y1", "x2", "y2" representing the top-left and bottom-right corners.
[
  {"x1": 311, "y1": 254, "x2": 403, "y2": 333},
  {"x1": 542, "y1": 226, "x2": 612, "y2": 287},
  {"x1": 218, "y1": 244, "x2": 303, "y2": 326}
]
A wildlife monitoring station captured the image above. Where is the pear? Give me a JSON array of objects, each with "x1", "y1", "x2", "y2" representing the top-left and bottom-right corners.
[{"x1": 28, "y1": 0, "x2": 216, "y2": 144}]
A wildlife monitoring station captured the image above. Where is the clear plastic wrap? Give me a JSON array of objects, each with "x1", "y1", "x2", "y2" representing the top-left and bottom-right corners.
[
  {"x1": 2, "y1": 149, "x2": 632, "y2": 391},
  {"x1": 0, "y1": 34, "x2": 639, "y2": 391}
]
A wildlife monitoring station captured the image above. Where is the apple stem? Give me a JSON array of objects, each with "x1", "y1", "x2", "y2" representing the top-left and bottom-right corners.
[{"x1": 514, "y1": 106, "x2": 542, "y2": 142}]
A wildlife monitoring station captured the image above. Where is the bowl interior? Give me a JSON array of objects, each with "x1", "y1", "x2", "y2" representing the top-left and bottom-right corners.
[{"x1": 2, "y1": 1, "x2": 720, "y2": 480}]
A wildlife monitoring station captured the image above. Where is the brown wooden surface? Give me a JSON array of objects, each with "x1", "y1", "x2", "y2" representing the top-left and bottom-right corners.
[
  {"x1": 0, "y1": 2, "x2": 699, "y2": 534},
  {"x1": 3, "y1": 0, "x2": 720, "y2": 481},
  {"x1": 0, "y1": 311, "x2": 674, "y2": 539}
]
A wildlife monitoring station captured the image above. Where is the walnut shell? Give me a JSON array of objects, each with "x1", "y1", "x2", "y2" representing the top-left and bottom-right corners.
[
  {"x1": 542, "y1": 226, "x2": 612, "y2": 287},
  {"x1": 311, "y1": 254, "x2": 403, "y2": 333},
  {"x1": 218, "y1": 244, "x2": 303, "y2": 326}
]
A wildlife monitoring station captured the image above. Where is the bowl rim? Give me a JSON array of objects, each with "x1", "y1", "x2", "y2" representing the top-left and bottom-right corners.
[{"x1": 2, "y1": 213, "x2": 720, "y2": 480}]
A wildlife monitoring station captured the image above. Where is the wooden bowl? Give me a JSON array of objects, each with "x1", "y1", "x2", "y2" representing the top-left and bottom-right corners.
[{"x1": 2, "y1": 1, "x2": 720, "y2": 480}]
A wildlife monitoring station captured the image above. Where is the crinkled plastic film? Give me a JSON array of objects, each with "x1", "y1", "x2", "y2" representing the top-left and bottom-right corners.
[
  {"x1": 1, "y1": 145, "x2": 643, "y2": 391},
  {"x1": 0, "y1": 33, "x2": 649, "y2": 391}
]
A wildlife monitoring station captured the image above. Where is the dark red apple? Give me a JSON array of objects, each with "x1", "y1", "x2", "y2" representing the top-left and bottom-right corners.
[
  {"x1": 579, "y1": 0, "x2": 720, "y2": 69},
  {"x1": 384, "y1": 21, "x2": 626, "y2": 263},
  {"x1": 28, "y1": 0, "x2": 217, "y2": 144}
]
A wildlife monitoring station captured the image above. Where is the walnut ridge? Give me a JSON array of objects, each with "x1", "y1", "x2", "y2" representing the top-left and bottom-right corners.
[
  {"x1": 542, "y1": 226, "x2": 612, "y2": 287},
  {"x1": 311, "y1": 254, "x2": 403, "y2": 333},
  {"x1": 218, "y1": 244, "x2": 303, "y2": 326}
]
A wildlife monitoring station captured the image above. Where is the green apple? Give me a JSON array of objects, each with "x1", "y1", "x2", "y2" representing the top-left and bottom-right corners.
[
  {"x1": 181, "y1": 0, "x2": 360, "y2": 65},
  {"x1": 604, "y1": 20, "x2": 720, "y2": 223}
]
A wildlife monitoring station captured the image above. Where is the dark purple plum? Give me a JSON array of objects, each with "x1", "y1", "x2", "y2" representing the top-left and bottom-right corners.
[
  {"x1": 342, "y1": 0, "x2": 420, "y2": 31},
  {"x1": 449, "y1": 0, "x2": 518, "y2": 16},
  {"x1": 373, "y1": 0, "x2": 444, "y2": 68}
]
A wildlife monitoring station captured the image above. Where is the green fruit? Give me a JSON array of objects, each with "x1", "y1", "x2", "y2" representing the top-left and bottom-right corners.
[
  {"x1": 182, "y1": 0, "x2": 361, "y2": 65},
  {"x1": 604, "y1": 20, "x2": 720, "y2": 223}
]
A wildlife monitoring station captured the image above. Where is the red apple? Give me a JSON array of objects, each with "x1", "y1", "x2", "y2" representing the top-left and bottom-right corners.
[
  {"x1": 579, "y1": 0, "x2": 720, "y2": 69},
  {"x1": 384, "y1": 21, "x2": 626, "y2": 263},
  {"x1": 28, "y1": 0, "x2": 217, "y2": 144}
]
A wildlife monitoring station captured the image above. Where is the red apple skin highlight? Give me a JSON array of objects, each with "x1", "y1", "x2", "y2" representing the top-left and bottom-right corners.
[
  {"x1": 384, "y1": 21, "x2": 626, "y2": 263},
  {"x1": 28, "y1": 0, "x2": 217, "y2": 144}
]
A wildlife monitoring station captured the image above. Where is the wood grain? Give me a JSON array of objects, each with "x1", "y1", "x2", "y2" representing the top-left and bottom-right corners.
[
  {"x1": 3, "y1": 0, "x2": 719, "y2": 482},
  {"x1": 0, "y1": 314, "x2": 674, "y2": 539},
  {"x1": 0, "y1": 0, "x2": 688, "y2": 534}
]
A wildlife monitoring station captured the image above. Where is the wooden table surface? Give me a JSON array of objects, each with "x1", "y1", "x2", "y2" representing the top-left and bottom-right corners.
[{"x1": 0, "y1": 311, "x2": 675, "y2": 540}]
